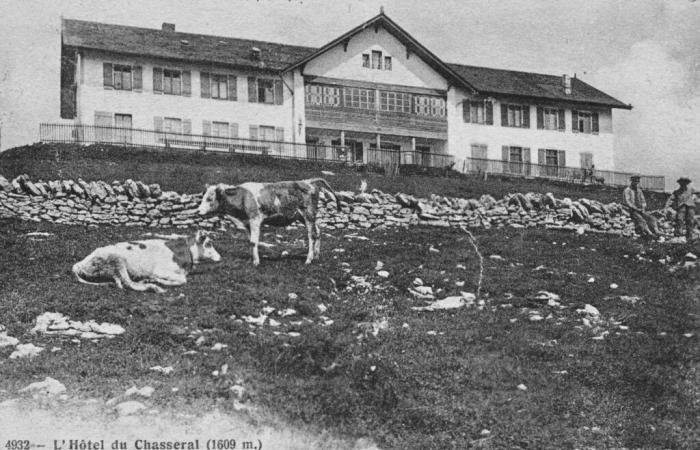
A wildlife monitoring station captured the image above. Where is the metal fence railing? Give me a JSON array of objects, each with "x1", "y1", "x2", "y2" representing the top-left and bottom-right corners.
[
  {"x1": 38, "y1": 123, "x2": 454, "y2": 169},
  {"x1": 460, "y1": 157, "x2": 665, "y2": 191}
]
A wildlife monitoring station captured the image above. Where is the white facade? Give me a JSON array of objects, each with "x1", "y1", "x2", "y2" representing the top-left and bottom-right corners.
[{"x1": 76, "y1": 50, "x2": 299, "y2": 142}]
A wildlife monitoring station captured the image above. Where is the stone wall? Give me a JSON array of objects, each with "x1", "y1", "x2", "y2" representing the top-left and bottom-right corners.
[{"x1": 0, "y1": 174, "x2": 660, "y2": 236}]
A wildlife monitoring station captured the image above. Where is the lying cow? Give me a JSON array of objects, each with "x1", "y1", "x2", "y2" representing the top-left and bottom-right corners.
[
  {"x1": 72, "y1": 231, "x2": 221, "y2": 293},
  {"x1": 197, "y1": 178, "x2": 339, "y2": 266}
]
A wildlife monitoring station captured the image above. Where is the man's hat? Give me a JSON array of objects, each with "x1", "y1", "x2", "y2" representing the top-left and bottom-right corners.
[
  {"x1": 677, "y1": 177, "x2": 691, "y2": 184},
  {"x1": 630, "y1": 174, "x2": 641, "y2": 180}
]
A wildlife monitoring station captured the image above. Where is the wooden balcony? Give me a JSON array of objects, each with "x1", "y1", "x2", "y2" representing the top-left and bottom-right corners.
[{"x1": 305, "y1": 104, "x2": 448, "y2": 140}]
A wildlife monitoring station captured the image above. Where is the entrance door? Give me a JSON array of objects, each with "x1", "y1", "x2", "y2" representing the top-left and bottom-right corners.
[
  {"x1": 368, "y1": 142, "x2": 400, "y2": 167},
  {"x1": 330, "y1": 139, "x2": 363, "y2": 162},
  {"x1": 416, "y1": 145, "x2": 431, "y2": 167}
]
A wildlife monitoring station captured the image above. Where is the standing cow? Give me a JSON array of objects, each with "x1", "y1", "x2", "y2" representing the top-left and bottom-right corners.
[
  {"x1": 197, "y1": 178, "x2": 339, "y2": 266},
  {"x1": 72, "y1": 231, "x2": 221, "y2": 293}
]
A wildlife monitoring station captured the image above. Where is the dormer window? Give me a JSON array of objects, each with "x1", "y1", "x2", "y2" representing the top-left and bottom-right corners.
[{"x1": 363, "y1": 51, "x2": 391, "y2": 70}]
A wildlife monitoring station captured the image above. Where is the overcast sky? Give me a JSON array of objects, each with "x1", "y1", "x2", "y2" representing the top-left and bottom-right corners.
[{"x1": 1, "y1": 0, "x2": 699, "y2": 190}]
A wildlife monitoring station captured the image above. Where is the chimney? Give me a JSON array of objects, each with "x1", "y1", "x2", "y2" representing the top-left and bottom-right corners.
[
  {"x1": 250, "y1": 47, "x2": 261, "y2": 60},
  {"x1": 162, "y1": 23, "x2": 175, "y2": 32},
  {"x1": 562, "y1": 74, "x2": 572, "y2": 95}
]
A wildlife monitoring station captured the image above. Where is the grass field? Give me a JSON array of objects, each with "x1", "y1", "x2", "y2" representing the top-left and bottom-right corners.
[
  {"x1": 1, "y1": 217, "x2": 697, "y2": 449},
  {"x1": 0, "y1": 143, "x2": 668, "y2": 208}
]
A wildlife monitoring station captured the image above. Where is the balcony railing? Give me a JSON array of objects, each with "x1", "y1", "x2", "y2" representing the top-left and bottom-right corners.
[
  {"x1": 38, "y1": 123, "x2": 453, "y2": 169},
  {"x1": 461, "y1": 157, "x2": 665, "y2": 191}
]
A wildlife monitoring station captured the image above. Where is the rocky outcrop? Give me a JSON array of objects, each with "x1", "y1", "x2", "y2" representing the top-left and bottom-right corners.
[{"x1": 0, "y1": 174, "x2": 667, "y2": 236}]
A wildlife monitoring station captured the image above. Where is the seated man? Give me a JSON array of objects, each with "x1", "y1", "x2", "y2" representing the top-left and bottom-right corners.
[
  {"x1": 623, "y1": 174, "x2": 660, "y2": 239},
  {"x1": 664, "y1": 177, "x2": 699, "y2": 240}
]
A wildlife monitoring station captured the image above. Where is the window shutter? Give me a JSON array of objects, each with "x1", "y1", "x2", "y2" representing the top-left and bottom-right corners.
[
  {"x1": 500, "y1": 104, "x2": 508, "y2": 126},
  {"x1": 592, "y1": 112, "x2": 599, "y2": 133},
  {"x1": 558, "y1": 109, "x2": 566, "y2": 131},
  {"x1": 275, "y1": 127, "x2": 284, "y2": 142},
  {"x1": 201, "y1": 120, "x2": 210, "y2": 136},
  {"x1": 154, "y1": 116, "x2": 164, "y2": 132},
  {"x1": 182, "y1": 71, "x2": 191, "y2": 96},
  {"x1": 133, "y1": 66, "x2": 143, "y2": 90},
  {"x1": 153, "y1": 67, "x2": 163, "y2": 93},
  {"x1": 248, "y1": 77, "x2": 258, "y2": 103},
  {"x1": 536, "y1": 107, "x2": 544, "y2": 129},
  {"x1": 462, "y1": 101, "x2": 471, "y2": 123},
  {"x1": 501, "y1": 146, "x2": 509, "y2": 161},
  {"x1": 538, "y1": 148, "x2": 546, "y2": 165},
  {"x1": 230, "y1": 123, "x2": 239, "y2": 138},
  {"x1": 485, "y1": 101, "x2": 493, "y2": 125},
  {"x1": 228, "y1": 75, "x2": 237, "y2": 101},
  {"x1": 571, "y1": 110, "x2": 579, "y2": 132},
  {"x1": 274, "y1": 80, "x2": 284, "y2": 105},
  {"x1": 558, "y1": 150, "x2": 566, "y2": 167},
  {"x1": 200, "y1": 72, "x2": 210, "y2": 98},
  {"x1": 523, "y1": 148, "x2": 531, "y2": 163},
  {"x1": 103, "y1": 63, "x2": 113, "y2": 88},
  {"x1": 522, "y1": 106, "x2": 530, "y2": 128},
  {"x1": 182, "y1": 119, "x2": 192, "y2": 135},
  {"x1": 249, "y1": 125, "x2": 258, "y2": 140}
]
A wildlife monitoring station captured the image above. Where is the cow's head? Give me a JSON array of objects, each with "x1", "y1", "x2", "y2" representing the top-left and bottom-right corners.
[
  {"x1": 192, "y1": 230, "x2": 221, "y2": 262},
  {"x1": 197, "y1": 184, "x2": 221, "y2": 216}
]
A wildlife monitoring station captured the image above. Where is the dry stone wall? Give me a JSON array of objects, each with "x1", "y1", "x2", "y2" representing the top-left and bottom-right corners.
[{"x1": 0, "y1": 174, "x2": 661, "y2": 236}]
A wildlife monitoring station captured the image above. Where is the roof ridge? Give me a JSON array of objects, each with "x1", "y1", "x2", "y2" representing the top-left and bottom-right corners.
[{"x1": 447, "y1": 62, "x2": 571, "y2": 80}]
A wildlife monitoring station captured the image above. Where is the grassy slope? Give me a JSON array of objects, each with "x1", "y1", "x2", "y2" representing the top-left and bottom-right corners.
[
  {"x1": 1, "y1": 218, "x2": 697, "y2": 449},
  {"x1": 0, "y1": 143, "x2": 668, "y2": 208}
]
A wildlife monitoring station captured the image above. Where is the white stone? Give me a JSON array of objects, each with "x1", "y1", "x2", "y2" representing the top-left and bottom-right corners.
[
  {"x1": 517, "y1": 384, "x2": 528, "y2": 391},
  {"x1": 0, "y1": 332, "x2": 19, "y2": 348},
  {"x1": 10, "y1": 343, "x2": 44, "y2": 359},
  {"x1": 610, "y1": 283, "x2": 618, "y2": 289},
  {"x1": 115, "y1": 401, "x2": 146, "y2": 416},
  {"x1": 125, "y1": 386, "x2": 155, "y2": 398},
  {"x1": 19, "y1": 377, "x2": 66, "y2": 396},
  {"x1": 150, "y1": 365, "x2": 174, "y2": 375},
  {"x1": 377, "y1": 270, "x2": 389, "y2": 278}
]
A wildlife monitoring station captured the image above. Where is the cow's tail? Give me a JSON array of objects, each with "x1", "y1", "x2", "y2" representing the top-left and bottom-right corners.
[{"x1": 307, "y1": 178, "x2": 341, "y2": 211}]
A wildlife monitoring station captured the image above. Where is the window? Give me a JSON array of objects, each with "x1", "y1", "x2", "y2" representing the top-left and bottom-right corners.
[
  {"x1": 258, "y1": 79, "x2": 274, "y2": 104},
  {"x1": 470, "y1": 144, "x2": 488, "y2": 172},
  {"x1": 463, "y1": 100, "x2": 493, "y2": 124},
  {"x1": 201, "y1": 72, "x2": 236, "y2": 101},
  {"x1": 371, "y1": 50, "x2": 382, "y2": 69},
  {"x1": 211, "y1": 74, "x2": 228, "y2": 100},
  {"x1": 103, "y1": 63, "x2": 142, "y2": 91},
  {"x1": 362, "y1": 54, "x2": 370, "y2": 68},
  {"x1": 384, "y1": 56, "x2": 392, "y2": 71},
  {"x1": 113, "y1": 65, "x2": 132, "y2": 90},
  {"x1": 501, "y1": 104, "x2": 530, "y2": 128},
  {"x1": 543, "y1": 108, "x2": 559, "y2": 130},
  {"x1": 306, "y1": 85, "x2": 323, "y2": 105},
  {"x1": 380, "y1": 91, "x2": 411, "y2": 113},
  {"x1": 163, "y1": 69, "x2": 181, "y2": 95},
  {"x1": 212, "y1": 121, "x2": 229, "y2": 138},
  {"x1": 343, "y1": 87, "x2": 376, "y2": 109},
  {"x1": 502, "y1": 146, "x2": 531, "y2": 175},
  {"x1": 248, "y1": 77, "x2": 283, "y2": 104},
  {"x1": 538, "y1": 148, "x2": 566, "y2": 177},
  {"x1": 572, "y1": 110, "x2": 599, "y2": 134},
  {"x1": 414, "y1": 96, "x2": 446, "y2": 117},
  {"x1": 164, "y1": 117, "x2": 182, "y2": 134},
  {"x1": 154, "y1": 67, "x2": 190, "y2": 96},
  {"x1": 114, "y1": 114, "x2": 132, "y2": 143},
  {"x1": 322, "y1": 86, "x2": 341, "y2": 106}
]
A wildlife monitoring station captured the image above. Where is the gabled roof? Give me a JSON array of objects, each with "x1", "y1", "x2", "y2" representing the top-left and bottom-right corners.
[
  {"x1": 448, "y1": 63, "x2": 632, "y2": 109},
  {"x1": 61, "y1": 16, "x2": 631, "y2": 109},
  {"x1": 62, "y1": 18, "x2": 316, "y2": 72},
  {"x1": 282, "y1": 12, "x2": 477, "y2": 94}
]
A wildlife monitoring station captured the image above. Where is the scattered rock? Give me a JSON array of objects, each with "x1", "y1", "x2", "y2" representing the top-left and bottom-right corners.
[
  {"x1": 411, "y1": 293, "x2": 476, "y2": 311},
  {"x1": 18, "y1": 377, "x2": 66, "y2": 396},
  {"x1": 9, "y1": 343, "x2": 44, "y2": 359},
  {"x1": 115, "y1": 401, "x2": 146, "y2": 416}
]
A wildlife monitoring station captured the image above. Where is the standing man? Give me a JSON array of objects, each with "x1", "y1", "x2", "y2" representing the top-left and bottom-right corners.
[
  {"x1": 664, "y1": 177, "x2": 699, "y2": 240},
  {"x1": 623, "y1": 174, "x2": 660, "y2": 239}
]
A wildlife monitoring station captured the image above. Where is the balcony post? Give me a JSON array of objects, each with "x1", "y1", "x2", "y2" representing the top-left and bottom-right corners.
[{"x1": 340, "y1": 131, "x2": 345, "y2": 161}]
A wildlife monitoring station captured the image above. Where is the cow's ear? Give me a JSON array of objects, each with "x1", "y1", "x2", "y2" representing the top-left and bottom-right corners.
[{"x1": 224, "y1": 187, "x2": 238, "y2": 197}]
